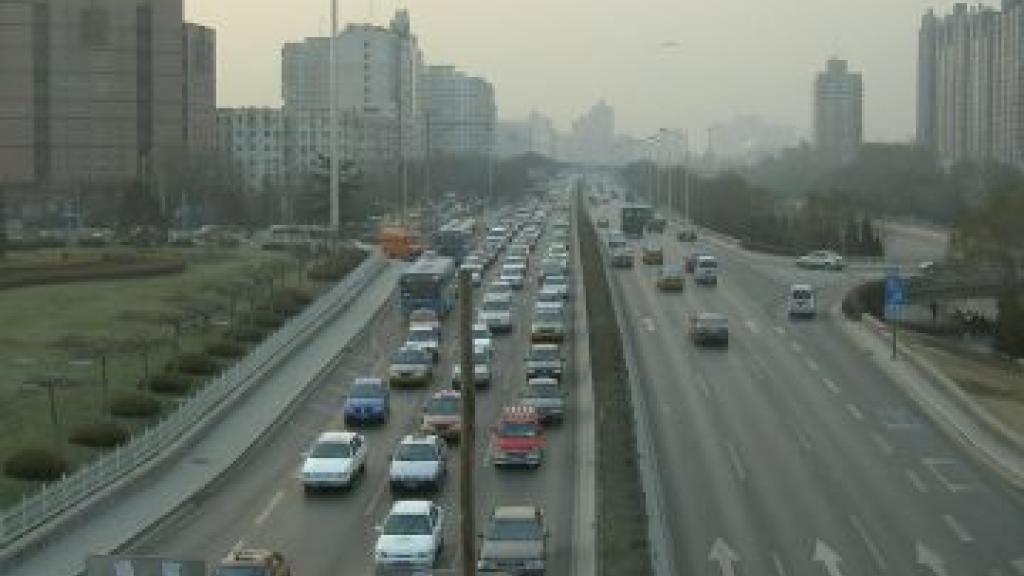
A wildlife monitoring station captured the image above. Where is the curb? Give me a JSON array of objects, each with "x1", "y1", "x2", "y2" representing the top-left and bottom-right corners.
[{"x1": 834, "y1": 306, "x2": 1024, "y2": 491}]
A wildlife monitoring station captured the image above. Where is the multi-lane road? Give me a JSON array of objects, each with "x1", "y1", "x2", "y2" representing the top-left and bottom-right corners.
[
  {"x1": 127, "y1": 210, "x2": 581, "y2": 575},
  {"x1": 592, "y1": 202, "x2": 1024, "y2": 576}
]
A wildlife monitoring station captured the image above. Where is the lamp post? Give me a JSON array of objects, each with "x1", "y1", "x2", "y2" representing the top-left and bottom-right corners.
[{"x1": 329, "y1": 0, "x2": 340, "y2": 234}]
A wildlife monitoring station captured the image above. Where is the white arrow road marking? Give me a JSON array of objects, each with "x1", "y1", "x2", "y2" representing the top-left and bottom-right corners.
[
  {"x1": 943, "y1": 514, "x2": 974, "y2": 543},
  {"x1": 813, "y1": 539, "x2": 846, "y2": 576},
  {"x1": 917, "y1": 541, "x2": 952, "y2": 576},
  {"x1": 253, "y1": 489, "x2": 285, "y2": 526},
  {"x1": 642, "y1": 317, "x2": 656, "y2": 332},
  {"x1": 905, "y1": 469, "x2": 929, "y2": 493},
  {"x1": 726, "y1": 442, "x2": 747, "y2": 483},
  {"x1": 699, "y1": 378, "x2": 711, "y2": 398},
  {"x1": 846, "y1": 403, "x2": 865, "y2": 421},
  {"x1": 708, "y1": 538, "x2": 740, "y2": 576},
  {"x1": 850, "y1": 514, "x2": 887, "y2": 571}
]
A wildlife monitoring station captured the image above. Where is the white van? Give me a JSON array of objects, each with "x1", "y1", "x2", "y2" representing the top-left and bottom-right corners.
[
  {"x1": 788, "y1": 284, "x2": 816, "y2": 318},
  {"x1": 694, "y1": 255, "x2": 719, "y2": 285}
]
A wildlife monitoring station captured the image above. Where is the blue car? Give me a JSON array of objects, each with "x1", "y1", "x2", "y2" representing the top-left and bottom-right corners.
[{"x1": 344, "y1": 377, "x2": 390, "y2": 425}]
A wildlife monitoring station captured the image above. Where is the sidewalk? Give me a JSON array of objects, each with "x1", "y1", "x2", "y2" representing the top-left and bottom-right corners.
[
  {"x1": 1, "y1": 262, "x2": 401, "y2": 576},
  {"x1": 838, "y1": 311, "x2": 1024, "y2": 490}
]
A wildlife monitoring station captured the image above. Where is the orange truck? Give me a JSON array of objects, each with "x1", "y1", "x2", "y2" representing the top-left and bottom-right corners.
[{"x1": 378, "y1": 226, "x2": 423, "y2": 261}]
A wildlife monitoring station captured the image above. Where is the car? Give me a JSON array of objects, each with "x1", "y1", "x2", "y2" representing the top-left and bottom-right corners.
[
  {"x1": 389, "y1": 434, "x2": 447, "y2": 491},
  {"x1": 641, "y1": 244, "x2": 664, "y2": 265},
  {"x1": 489, "y1": 279, "x2": 515, "y2": 297},
  {"x1": 480, "y1": 293, "x2": 514, "y2": 332},
  {"x1": 690, "y1": 312, "x2": 730, "y2": 346},
  {"x1": 460, "y1": 262, "x2": 483, "y2": 286},
  {"x1": 646, "y1": 215, "x2": 667, "y2": 233},
  {"x1": 539, "y1": 258, "x2": 567, "y2": 283},
  {"x1": 406, "y1": 325, "x2": 441, "y2": 362},
  {"x1": 677, "y1": 228, "x2": 698, "y2": 242},
  {"x1": 526, "y1": 343, "x2": 564, "y2": 380},
  {"x1": 547, "y1": 242, "x2": 569, "y2": 259},
  {"x1": 530, "y1": 308, "x2": 565, "y2": 343},
  {"x1": 542, "y1": 274, "x2": 569, "y2": 299},
  {"x1": 656, "y1": 264, "x2": 685, "y2": 291},
  {"x1": 215, "y1": 548, "x2": 292, "y2": 576},
  {"x1": 788, "y1": 283, "x2": 816, "y2": 318},
  {"x1": 490, "y1": 405, "x2": 544, "y2": 468},
  {"x1": 343, "y1": 377, "x2": 389, "y2": 425},
  {"x1": 684, "y1": 252, "x2": 702, "y2": 273},
  {"x1": 694, "y1": 254, "x2": 719, "y2": 285},
  {"x1": 519, "y1": 378, "x2": 567, "y2": 424},
  {"x1": 421, "y1": 390, "x2": 462, "y2": 440},
  {"x1": 301, "y1": 431, "x2": 367, "y2": 491},
  {"x1": 536, "y1": 285, "x2": 563, "y2": 307},
  {"x1": 452, "y1": 347, "x2": 493, "y2": 388},
  {"x1": 797, "y1": 250, "x2": 846, "y2": 270},
  {"x1": 409, "y1": 308, "x2": 441, "y2": 335},
  {"x1": 500, "y1": 266, "x2": 526, "y2": 290},
  {"x1": 374, "y1": 500, "x2": 445, "y2": 571},
  {"x1": 508, "y1": 243, "x2": 530, "y2": 258},
  {"x1": 389, "y1": 345, "x2": 434, "y2": 386},
  {"x1": 606, "y1": 232, "x2": 627, "y2": 251},
  {"x1": 596, "y1": 216, "x2": 610, "y2": 228},
  {"x1": 477, "y1": 506, "x2": 548, "y2": 574},
  {"x1": 611, "y1": 248, "x2": 634, "y2": 268},
  {"x1": 472, "y1": 322, "x2": 494, "y2": 355}
]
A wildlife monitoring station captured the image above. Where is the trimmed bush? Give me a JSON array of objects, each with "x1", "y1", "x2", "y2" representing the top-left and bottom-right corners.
[
  {"x1": 206, "y1": 339, "x2": 246, "y2": 358},
  {"x1": 169, "y1": 352, "x2": 220, "y2": 376},
  {"x1": 69, "y1": 421, "x2": 130, "y2": 448},
  {"x1": 110, "y1": 392, "x2": 162, "y2": 418},
  {"x1": 228, "y1": 324, "x2": 266, "y2": 343},
  {"x1": 3, "y1": 448, "x2": 70, "y2": 481},
  {"x1": 147, "y1": 372, "x2": 193, "y2": 395}
]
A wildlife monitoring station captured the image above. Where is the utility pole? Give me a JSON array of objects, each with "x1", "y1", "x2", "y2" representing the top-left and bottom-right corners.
[
  {"x1": 457, "y1": 269, "x2": 477, "y2": 576},
  {"x1": 684, "y1": 152, "x2": 691, "y2": 225},
  {"x1": 424, "y1": 112, "x2": 432, "y2": 224},
  {"x1": 329, "y1": 0, "x2": 340, "y2": 233}
]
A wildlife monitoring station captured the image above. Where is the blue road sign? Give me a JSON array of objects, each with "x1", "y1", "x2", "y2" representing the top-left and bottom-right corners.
[{"x1": 885, "y1": 268, "x2": 905, "y2": 320}]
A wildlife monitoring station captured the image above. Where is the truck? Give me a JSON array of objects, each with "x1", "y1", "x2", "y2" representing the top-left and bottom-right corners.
[
  {"x1": 621, "y1": 204, "x2": 653, "y2": 238},
  {"x1": 378, "y1": 225, "x2": 423, "y2": 261}
]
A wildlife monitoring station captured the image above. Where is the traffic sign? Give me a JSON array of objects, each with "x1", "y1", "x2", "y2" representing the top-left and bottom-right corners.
[{"x1": 884, "y1": 268, "x2": 905, "y2": 321}]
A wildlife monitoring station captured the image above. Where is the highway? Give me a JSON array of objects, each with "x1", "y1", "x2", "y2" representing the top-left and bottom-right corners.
[
  {"x1": 593, "y1": 203, "x2": 1024, "y2": 576},
  {"x1": 126, "y1": 211, "x2": 580, "y2": 574}
]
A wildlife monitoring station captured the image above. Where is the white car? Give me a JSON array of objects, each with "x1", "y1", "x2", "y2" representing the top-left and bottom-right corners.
[
  {"x1": 375, "y1": 500, "x2": 445, "y2": 570},
  {"x1": 796, "y1": 250, "x2": 846, "y2": 271},
  {"x1": 406, "y1": 325, "x2": 441, "y2": 362},
  {"x1": 480, "y1": 293, "x2": 514, "y2": 332},
  {"x1": 788, "y1": 283, "x2": 816, "y2": 318},
  {"x1": 542, "y1": 275, "x2": 569, "y2": 299},
  {"x1": 389, "y1": 434, "x2": 447, "y2": 491},
  {"x1": 301, "y1": 431, "x2": 367, "y2": 491},
  {"x1": 500, "y1": 267, "x2": 526, "y2": 290},
  {"x1": 472, "y1": 322, "x2": 494, "y2": 355}
]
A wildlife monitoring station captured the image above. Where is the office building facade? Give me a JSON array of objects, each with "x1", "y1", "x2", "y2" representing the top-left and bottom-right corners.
[
  {"x1": 422, "y1": 66, "x2": 495, "y2": 156},
  {"x1": 813, "y1": 58, "x2": 863, "y2": 164}
]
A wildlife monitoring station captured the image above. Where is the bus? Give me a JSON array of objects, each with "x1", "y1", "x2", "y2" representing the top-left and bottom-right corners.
[
  {"x1": 621, "y1": 204, "x2": 653, "y2": 238},
  {"x1": 400, "y1": 255, "x2": 457, "y2": 317},
  {"x1": 433, "y1": 219, "x2": 477, "y2": 265},
  {"x1": 379, "y1": 226, "x2": 423, "y2": 261}
]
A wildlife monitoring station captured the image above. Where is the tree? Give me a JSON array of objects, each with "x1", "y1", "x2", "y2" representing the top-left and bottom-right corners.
[{"x1": 294, "y1": 153, "x2": 363, "y2": 225}]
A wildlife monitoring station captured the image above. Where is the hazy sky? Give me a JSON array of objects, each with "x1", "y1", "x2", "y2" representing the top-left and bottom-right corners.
[{"x1": 184, "y1": 0, "x2": 970, "y2": 147}]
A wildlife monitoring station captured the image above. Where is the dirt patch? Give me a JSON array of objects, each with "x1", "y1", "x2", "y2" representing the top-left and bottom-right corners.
[{"x1": 578, "y1": 200, "x2": 654, "y2": 576}]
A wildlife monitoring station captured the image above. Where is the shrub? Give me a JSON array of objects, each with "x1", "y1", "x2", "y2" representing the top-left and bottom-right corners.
[
  {"x1": 228, "y1": 325, "x2": 266, "y2": 343},
  {"x1": 110, "y1": 392, "x2": 162, "y2": 417},
  {"x1": 248, "y1": 309, "x2": 284, "y2": 329},
  {"x1": 206, "y1": 340, "x2": 246, "y2": 358},
  {"x1": 3, "y1": 448, "x2": 71, "y2": 481},
  {"x1": 270, "y1": 288, "x2": 311, "y2": 315},
  {"x1": 69, "y1": 421, "x2": 130, "y2": 448},
  {"x1": 147, "y1": 372, "x2": 193, "y2": 395},
  {"x1": 169, "y1": 352, "x2": 220, "y2": 376}
]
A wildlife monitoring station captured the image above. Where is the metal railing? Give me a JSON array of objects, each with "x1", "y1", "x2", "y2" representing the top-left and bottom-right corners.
[{"x1": 0, "y1": 252, "x2": 388, "y2": 549}]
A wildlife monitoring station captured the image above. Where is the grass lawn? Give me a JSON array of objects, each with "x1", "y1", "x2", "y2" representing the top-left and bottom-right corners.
[{"x1": 0, "y1": 245, "x2": 320, "y2": 506}]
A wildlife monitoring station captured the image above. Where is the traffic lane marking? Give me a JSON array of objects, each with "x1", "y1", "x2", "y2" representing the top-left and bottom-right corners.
[
  {"x1": 871, "y1": 433, "x2": 894, "y2": 456},
  {"x1": 725, "y1": 441, "x2": 747, "y2": 483},
  {"x1": 943, "y1": 514, "x2": 974, "y2": 543},
  {"x1": 846, "y1": 403, "x2": 865, "y2": 421},
  {"x1": 850, "y1": 514, "x2": 888, "y2": 571},
  {"x1": 822, "y1": 378, "x2": 840, "y2": 394},
  {"x1": 253, "y1": 489, "x2": 285, "y2": 526},
  {"x1": 905, "y1": 469, "x2": 928, "y2": 493}
]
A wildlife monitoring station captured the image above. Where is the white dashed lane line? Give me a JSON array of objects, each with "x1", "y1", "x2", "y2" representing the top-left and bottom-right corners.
[
  {"x1": 943, "y1": 514, "x2": 975, "y2": 543},
  {"x1": 846, "y1": 403, "x2": 865, "y2": 421},
  {"x1": 905, "y1": 469, "x2": 929, "y2": 493}
]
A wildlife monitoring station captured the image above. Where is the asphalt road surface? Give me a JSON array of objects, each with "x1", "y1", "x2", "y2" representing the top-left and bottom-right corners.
[
  {"x1": 594, "y1": 204, "x2": 1024, "y2": 576},
  {"x1": 128, "y1": 217, "x2": 579, "y2": 575}
]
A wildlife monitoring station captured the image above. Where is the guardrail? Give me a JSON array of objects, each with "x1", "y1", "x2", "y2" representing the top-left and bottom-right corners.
[{"x1": 0, "y1": 252, "x2": 387, "y2": 549}]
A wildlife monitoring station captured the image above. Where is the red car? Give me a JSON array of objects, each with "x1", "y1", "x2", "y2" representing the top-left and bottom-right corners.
[{"x1": 490, "y1": 406, "x2": 544, "y2": 468}]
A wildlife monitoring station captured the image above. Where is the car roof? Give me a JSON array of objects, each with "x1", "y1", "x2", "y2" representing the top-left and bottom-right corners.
[
  {"x1": 530, "y1": 343, "x2": 560, "y2": 351},
  {"x1": 694, "y1": 312, "x2": 727, "y2": 321},
  {"x1": 697, "y1": 254, "x2": 717, "y2": 261},
  {"x1": 431, "y1": 389, "x2": 460, "y2": 400},
  {"x1": 400, "y1": 433, "x2": 440, "y2": 446},
  {"x1": 353, "y1": 376, "x2": 384, "y2": 386},
  {"x1": 527, "y1": 377, "x2": 559, "y2": 386},
  {"x1": 473, "y1": 323, "x2": 490, "y2": 331},
  {"x1": 317, "y1": 430, "x2": 358, "y2": 443},
  {"x1": 501, "y1": 405, "x2": 539, "y2": 422},
  {"x1": 396, "y1": 344, "x2": 428, "y2": 356},
  {"x1": 484, "y1": 292, "x2": 513, "y2": 302},
  {"x1": 493, "y1": 505, "x2": 542, "y2": 520},
  {"x1": 791, "y1": 283, "x2": 813, "y2": 291},
  {"x1": 390, "y1": 500, "x2": 433, "y2": 515}
]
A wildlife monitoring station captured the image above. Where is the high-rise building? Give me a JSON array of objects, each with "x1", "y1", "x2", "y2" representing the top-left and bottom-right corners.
[
  {"x1": 918, "y1": 1, "x2": 1024, "y2": 168},
  {"x1": 495, "y1": 111, "x2": 559, "y2": 159},
  {"x1": 0, "y1": 0, "x2": 215, "y2": 192},
  {"x1": 422, "y1": 66, "x2": 495, "y2": 156},
  {"x1": 281, "y1": 10, "x2": 421, "y2": 156},
  {"x1": 813, "y1": 58, "x2": 863, "y2": 164},
  {"x1": 568, "y1": 100, "x2": 615, "y2": 165}
]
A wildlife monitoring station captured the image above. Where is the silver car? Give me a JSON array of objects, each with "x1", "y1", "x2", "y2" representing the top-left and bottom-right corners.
[{"x1": 477, "y1": 506, "x2": 548, "y2": 574}]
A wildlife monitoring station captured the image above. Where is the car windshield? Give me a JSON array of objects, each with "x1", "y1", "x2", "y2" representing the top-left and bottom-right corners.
[
  {"x1": 396, "y1": 443, "x2": 439, "y2": 461},
  {"x1": 499, "y1": 421, "x2": 538, "y2": 437},
  {"x1": 486, "y1": 518, "x2": 543, "y2": 541},
  {"x1": 310, "y1": 441, "x2": 351, "y2": 459},
  {"x1": 530, "y1": 347, "x2": 559, "y2": 361},
  {"x1": 408, "y1": 330, "x2": 435, "y2": 342},
  {"x1": 525, "y1": 385, "x2": 561, "y2": 398},
  {"x1": 545, "y1": 276, "x2": 566, "y2": 286},
  {"x1": 381, "y1": 513, "x2": 432, "y2": 536},
  {"x1": 215, "y1": 568, "x2": 270, "y2": 576},
  {"x1": 393, "y1": 349, "x2": 427, "y2": 364},
  {"x1": 535, "y1": 311, "x2": 561, "y2": 323},
  {"x1": 350, "y1": 381, "x2": 385, "y2": 398},
  {"x1": 484, "y1": 300, "x2": 509, "y2": 312},
  {"x1": 426, "y1": 397, "x2": 459, "y2": 415},
  {"x1": 793, "y1": 289, "x2": 813, "y2": 300},
  {"x1": 410, "y1": 310, "x2": 437, "y2": 324},
  {"x1": 473, "y1": 328, "x2": 490, "y2": 339},
  {"x1": 698, "y1": 317, "x2": 729, "y2": 328}
]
